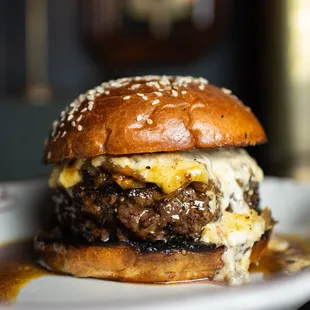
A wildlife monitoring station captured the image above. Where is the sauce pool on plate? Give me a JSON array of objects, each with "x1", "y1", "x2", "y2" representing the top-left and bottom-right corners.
[
  {"x1": 250, "y1": 234, "x2": 310, "y2": 276},
  {"x1": 0, "y1": 240, "x2": 50, "y2": 304}
]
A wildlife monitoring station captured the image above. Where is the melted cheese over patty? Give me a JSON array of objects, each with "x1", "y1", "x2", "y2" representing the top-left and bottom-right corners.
[
  {"x1": 50, "y1": 148, "x2": 262, "y2": 194},
  {"x1": 91, "y1": 152, "x2": 209, "y2": 194},
  {"x1": 48, "y1": 148, "x2": 267, "y2": 284}
]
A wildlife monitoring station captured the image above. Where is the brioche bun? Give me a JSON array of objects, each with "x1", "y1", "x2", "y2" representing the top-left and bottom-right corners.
[
  {"x1": 34, "y1": 232, "x2": 269, "y2": 283},
  {"x1": 44, "y1": 76, "x2": 266, "y2": 163}
]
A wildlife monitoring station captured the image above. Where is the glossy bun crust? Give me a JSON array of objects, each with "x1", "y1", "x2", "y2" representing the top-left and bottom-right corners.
[
  {"x1": 34, "y1": 233, "x2": 269, "y2": 283},
  {"x1": 44, "y1": 76, "x2": 266, "y2": 163}
]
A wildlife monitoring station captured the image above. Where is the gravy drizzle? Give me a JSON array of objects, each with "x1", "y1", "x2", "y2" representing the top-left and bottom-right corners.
[{"x1": 0, "y1": 240, "x2": 49, "y2": 303}]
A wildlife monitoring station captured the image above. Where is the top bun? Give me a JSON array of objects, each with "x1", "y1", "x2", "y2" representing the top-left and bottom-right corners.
[{"x1": 44, "y1": 76, "x2": 266, "y2": 163}]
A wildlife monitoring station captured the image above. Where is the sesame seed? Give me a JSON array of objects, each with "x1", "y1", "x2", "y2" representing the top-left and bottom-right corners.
[
  {"x1": 130, "y1": 84, "x2": 141, "y2": 90},
  {"x1": 222, "y1": 87, "x2": 232, "y2": 94},
  {"x1": 154, "y1": 91, "x2": 162, "y2": 96},
  {"x1": 118, "y1": 77, "x2": 129, "y2": 83},
  {"x1": 110, "y1": 81, "x2": 119, "y2": 87},
  {"x1": 105, "y1": 90, "x2": 110, "y2": 95},
  {"x1": 88, "y1": 103, "x2": 93, "y2": 111},
  {"x1": 152, "y1": 99, "x2": 160, "y2": 105},
  {"x1": 181, "y1": 90, "x2": 187, "y2": 95},
  {"x1": 81, "y1": 108, "x2": 87, "y2": 113},
  {"x1": 174, "y1": 76, "x2": 192, "y2": 86},
  {"x1": 61, "y1": 131, "x2": 67, "y2": 138},
  {"x1": 137, "y1": 114, "x2": 143, "y2": 122},
  {"x1": 47, "y1": 151, "x2": 51, "y2": 159},
  {"x1": 96, "y1": 86, "x2": 104, "y2": 93},
  {"x1": 77, "y1": 125, "x2": 83, "y2": 131},
  {"x1": 71, "y1": 121, "x2": 76, "y2": 127},
  {"x1": 123, "y1": 95, "x2": 131, "y2": 100},
  {"x1": 199, "y1": 84, "x2": 205, "y2": 90},
  {"x1": 77, "y1": 115, "x2": 83, "y2": 122},
  {"x1": 145, "y1": 75, "x2": 160, "y2": 81},
  {"x1": 171, "y1": 89, "x2": 178, "y2": 97},
  {"x1": 59, "y1": 123, "x2": 64, "y2": 128},
  {"x1": 88, "y1": 89, "x2": 96, "y2": 95},
  {"x1": 146, "y1": 118, "x2": 153, "y2": 124},
  {"x1": 137, "y1": 93, "x2": 148, "y2": 100},
  {"x1": 87, "y1": 94, "x2": 95, "y2": 100},
  {"x1": 101, "y1": 82, "x2": 107, "y2": 88},
  {"x1": 79, "y1": 94, "x2": 86, "y2": 102},
  {"x1": 146, "y1": 81, "x2": 160, "y2": 89},
  {"x1": 67, "y1": 114, "x2": 74, "y2": 121},
  {"x1": 198, "y1": 77, "x2": 209, "y2": 84},
  {"x1": 159, "y1": 76, "x2": 170, "y2": 86}
]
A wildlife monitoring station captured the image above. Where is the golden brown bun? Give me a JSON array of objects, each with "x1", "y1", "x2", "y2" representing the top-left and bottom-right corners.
[
  {"x1": 250, "y1": 230, "x2": 270, "y2": 262},
  {"x1": 34, "y1": 233, "x2": 269, "y2": 283},
  {"x1": 44, "y1": 76, "x2": 266, "y2": 163}
]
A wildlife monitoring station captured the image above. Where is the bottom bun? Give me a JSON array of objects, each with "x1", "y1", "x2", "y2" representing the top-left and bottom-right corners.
[{"x1": 34, "y1": 233, "x2": 270, "y2": 283}]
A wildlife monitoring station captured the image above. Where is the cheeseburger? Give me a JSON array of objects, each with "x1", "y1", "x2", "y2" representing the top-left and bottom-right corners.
[{"x1": 34, "y1": 75, "x2": 274, "y2": 285}]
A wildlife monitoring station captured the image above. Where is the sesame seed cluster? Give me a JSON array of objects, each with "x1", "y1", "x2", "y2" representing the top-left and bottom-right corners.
[{"x1": 47, "y1": 75, "x2": 234, "y2": 160}]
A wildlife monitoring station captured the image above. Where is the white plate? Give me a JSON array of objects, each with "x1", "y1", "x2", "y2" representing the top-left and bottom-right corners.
[{"x1": 0, "y1": 177, "x2": 310, "y2": 310}]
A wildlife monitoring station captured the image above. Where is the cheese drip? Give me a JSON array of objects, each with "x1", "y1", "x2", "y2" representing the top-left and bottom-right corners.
[{"x1": 201, "y1": 210, "x2": 266, "y2": 284}]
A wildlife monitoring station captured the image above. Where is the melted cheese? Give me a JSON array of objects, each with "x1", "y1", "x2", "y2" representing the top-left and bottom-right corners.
[
  {"x1": 48, "y1": 165, "x2": 62, "y2": 188},
  {"x1": 184, "y1": 149, "x2": 263, "y2": 214},
  {"x1": 49, "y1": 160, "x2": 83, "y2": 188},
  {"x1": 50, "y1": 148, "x2": 263, "y2": 199},
  {"x1": 201, "y1": 210, "x2": 265, "y2": 247},
  {"x1": 201, "y1": 210, "x2": 266, "y2": 284},
  {"x1": 91, "y1": 148, "x2": 262, "y2": 196},
  {"x1": 92, "y1": 153, "x2": 209, "y2": 194}
]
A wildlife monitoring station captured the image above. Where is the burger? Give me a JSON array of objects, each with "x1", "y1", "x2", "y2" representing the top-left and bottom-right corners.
[{"x1": 34, "y1": 75, "x2": 274, "y2": 285}]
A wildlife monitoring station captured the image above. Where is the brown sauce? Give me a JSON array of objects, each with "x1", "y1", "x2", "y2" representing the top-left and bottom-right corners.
[
  {"x1": 1, "y1": 235, "x2": 310, "y2": 304},
  {"x1": 0, "y1": 240, "x2": 50, "y2": 304},
  {"x1": 250, "y1": 234, "x2": 310, "y2": 277}
]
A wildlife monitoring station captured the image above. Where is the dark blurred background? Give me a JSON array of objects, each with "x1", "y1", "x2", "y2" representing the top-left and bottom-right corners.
[{"x1": 1, "y1": 0, "x2": 310, "y2": 182}]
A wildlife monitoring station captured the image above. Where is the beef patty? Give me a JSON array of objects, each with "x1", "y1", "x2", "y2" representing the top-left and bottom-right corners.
[{"x1": 53, "y1": 170, "x2": 260, "y2": 243}]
